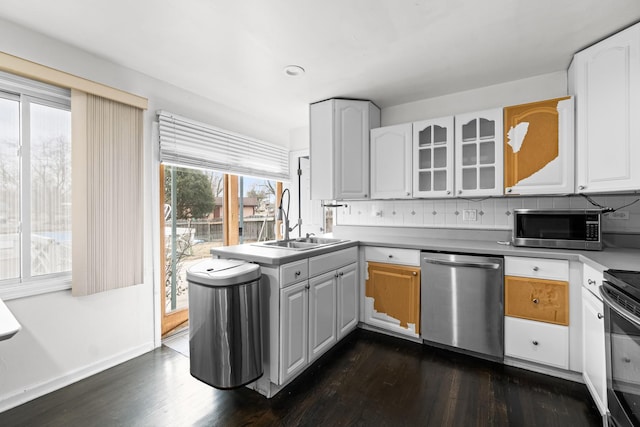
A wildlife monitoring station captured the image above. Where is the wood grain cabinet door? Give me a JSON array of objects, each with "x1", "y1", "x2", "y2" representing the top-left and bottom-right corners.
[
  {"x1": 365, "y1": 262, "x2": 420, "y2": 336},
  {"x1": 504, "y1": 276, "x2": 569, "y2": 325},
  {"x1": 503, "y1": 96, "x2": 574, "y2": 195}
]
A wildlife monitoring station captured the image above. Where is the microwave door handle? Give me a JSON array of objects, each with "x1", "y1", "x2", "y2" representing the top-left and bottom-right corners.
[
  {"x1": 422, "y1": 258, "x2": 501, "y2": 270},
  {"x1": 600, "y1": 286, "x2": 640, "y2": 328}
]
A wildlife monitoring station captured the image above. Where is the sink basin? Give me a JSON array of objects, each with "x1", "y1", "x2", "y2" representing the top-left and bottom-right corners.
[{"x1": 253, "y1": 237, "x2": 347, "y2": 251}]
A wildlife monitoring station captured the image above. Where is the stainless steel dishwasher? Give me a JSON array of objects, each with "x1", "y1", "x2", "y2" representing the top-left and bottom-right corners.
[{"x1": 421, "y1": 252, "x2": 504, "y2": 360}]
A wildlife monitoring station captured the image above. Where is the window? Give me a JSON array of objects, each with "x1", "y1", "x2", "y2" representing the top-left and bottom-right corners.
[
  {"x1": 162, "y1": 164, "x2": 280, "y2": 315},
  {"x1": 0, "y1": 72, "x2": 72, "y2": 297}
]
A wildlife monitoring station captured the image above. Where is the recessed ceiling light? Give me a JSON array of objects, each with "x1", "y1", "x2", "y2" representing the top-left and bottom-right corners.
[{"x1": 284, "y1": 65, "x2": 305, "y2": 77}]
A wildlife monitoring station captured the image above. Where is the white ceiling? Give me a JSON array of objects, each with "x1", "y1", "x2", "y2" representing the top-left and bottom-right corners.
[{"x1": 1, "y1": 0, "x2": 639, "y2": 140}]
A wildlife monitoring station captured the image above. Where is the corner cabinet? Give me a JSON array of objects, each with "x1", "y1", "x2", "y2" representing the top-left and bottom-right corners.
[
  {"x1": 454, "y1": 109, "x2": 504, "y2": 197},
  {"x1": 571, "y1": 22, "x2": 640, "y2": 193},
  {"x1": 503, "y1": 97, "x2": 574, "y2": 195},
  {"x1": 412, "y1": 116, "x2": 455, "y2": 197},
  {"x1": 310, "y1": 99, "x2": 381, "y2": 200},
  {"x1": 370, "y1": 123, "x2": 412, "y2": 199}
]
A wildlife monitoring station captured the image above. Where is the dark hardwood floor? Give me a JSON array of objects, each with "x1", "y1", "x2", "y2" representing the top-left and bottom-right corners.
[{"x1": 0, "y1": 329, "x2": 601, "y2": 426}]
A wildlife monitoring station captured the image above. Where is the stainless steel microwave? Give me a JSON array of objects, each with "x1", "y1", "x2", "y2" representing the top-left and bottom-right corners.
[{"x1": 512, "y1": 209, "x2": 603, "y2": 250}]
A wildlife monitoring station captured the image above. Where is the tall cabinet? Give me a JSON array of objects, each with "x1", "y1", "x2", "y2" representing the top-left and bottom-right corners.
[
  {"x1": 571, "y1": 22, "x2": 640, "y2": 193},
  {"x1": 310, "y1": 99, "x2": 381, "y2": 200}
]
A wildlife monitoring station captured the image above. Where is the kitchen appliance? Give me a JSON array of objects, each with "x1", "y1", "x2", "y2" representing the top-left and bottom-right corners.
[
  {"x1": 600, "y1": 269, "x2": 640, "y2": 427},
  {"x1": 421, "y1": 252, "x2": 504, "y2": 360},
  {"x1": 512, "y1": 208, "x2": 603, "y2": 250}
]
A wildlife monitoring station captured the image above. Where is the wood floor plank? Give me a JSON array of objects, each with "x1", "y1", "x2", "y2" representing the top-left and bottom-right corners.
[{"x1": 0, "y1": 329, "x2": 601, "y2": 426}]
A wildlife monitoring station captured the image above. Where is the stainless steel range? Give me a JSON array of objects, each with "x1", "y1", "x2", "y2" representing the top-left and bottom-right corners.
[{"x1": 600, "y1": 269, "x2": 640, "y2": 426}]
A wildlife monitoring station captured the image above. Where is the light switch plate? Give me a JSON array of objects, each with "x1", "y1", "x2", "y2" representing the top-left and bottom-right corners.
[{"x1": 463, "y1": 209, "x2": 477, "y2": 221}]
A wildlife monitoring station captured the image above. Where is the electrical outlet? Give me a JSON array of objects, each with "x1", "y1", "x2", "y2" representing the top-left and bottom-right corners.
[
  {"x1": 463, "y1": 209, "x2": 477, "y2": 221},
  {"x1": 606, "y1": 211, "x2": 629, "y2": 220}
]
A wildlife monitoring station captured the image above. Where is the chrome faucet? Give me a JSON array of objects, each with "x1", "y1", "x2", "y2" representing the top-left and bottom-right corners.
[{"x1": 277, "y1": 188, "x2": 293, "y2": 241}]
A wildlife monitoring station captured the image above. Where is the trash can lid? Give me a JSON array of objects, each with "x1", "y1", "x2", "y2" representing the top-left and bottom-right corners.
[{"x1": 186, "y1": 258, "x2": 261, "y2": 287}]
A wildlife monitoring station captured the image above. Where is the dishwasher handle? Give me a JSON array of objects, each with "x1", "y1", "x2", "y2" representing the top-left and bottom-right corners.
[{"x1": 422, "y1": 257, "x2": 502, "y2": 270}]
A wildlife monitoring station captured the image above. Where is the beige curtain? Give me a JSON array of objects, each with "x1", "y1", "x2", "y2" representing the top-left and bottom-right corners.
[{"x1": 72, "y1": 90, "x2": 144, "y2": 296}]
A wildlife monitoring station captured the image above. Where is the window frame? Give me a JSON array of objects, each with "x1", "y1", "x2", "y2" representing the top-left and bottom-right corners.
[{"x1": 0, "y1": 86, "x2": 72, "y2": 300}]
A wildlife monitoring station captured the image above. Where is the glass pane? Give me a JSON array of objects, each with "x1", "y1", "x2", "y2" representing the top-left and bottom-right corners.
[
  {"x1": 434, "y1": 147, "x2": 447, "y2": 168},
  {"x1": 419, "y1": 148, "x2": 431, "y2": 169},
  {"x1": 480, "y1": 166, "x2": 495, "y2": 189},
  {"x1": 462, "y1": 143, "x2": 477, "y2": 166},
  {"x1": 0, "y1": 97, "x2": 20, "y2": 280},
  {"x1": 479, "y1": 118, "x2": 495, "y2": 139},
  {"x1": 462, "y1": 119, "x2": 477, "y2": 141},
  {"x1": 479, "y1": 141, "x2": 495, "y2": 164},
  {"x1": 30, "y1": 103, "x2": 72, "y2": 277},
  {"x1": 240, "y1": 176, "x2": 277, "y2": 244},
  {"x1": 462, "y1": 168, "x2": 477, "y2": 190},
  {"x1": 419, "y1": 171, "x2": 431, "y2": 192},
  {"x1": 164, "y1": 167, "x2": 224, "y2": 313},
  {"x1": 433, "y1": 125, "x2": 447, "y2": 144},
  {"x1": 419, "y1": 126, "x2": 432, "y2": 146},
  {"x1": 433, "y1": 170, "x2": 447, "y2": 191}
]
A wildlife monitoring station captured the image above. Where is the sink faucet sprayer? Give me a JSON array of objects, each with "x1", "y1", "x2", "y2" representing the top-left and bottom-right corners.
[{"x1": 277, "y1": 188, "x2": 298, "y2": 241}]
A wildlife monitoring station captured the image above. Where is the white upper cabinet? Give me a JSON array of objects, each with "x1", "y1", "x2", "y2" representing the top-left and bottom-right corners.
[
  {"x1": 454, "y1": 108, "x2": 504, "y2": 197},
  {"x1": 370, "y1": 123, "x2": 412, "y2": 199},
  {"x1": 412, "y1": 117, "x2": 455, "y2": 198},
  {"x1": 572, "y1": 23, "x2": 640, "y2": 193},
  {"x1": 503, "y1": 97, "x2": 574, "y2": 195},
  {"x1": 310, "y1": 99, "x2": 381, "y2": 200}
]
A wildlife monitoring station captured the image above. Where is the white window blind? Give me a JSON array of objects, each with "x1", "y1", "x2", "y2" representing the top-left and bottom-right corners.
[{"x1": 158, "y1": 110, "x2": 289, "y2": 181}]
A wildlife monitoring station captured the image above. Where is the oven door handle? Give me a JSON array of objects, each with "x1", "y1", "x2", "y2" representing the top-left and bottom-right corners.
[{"x1": 600, "y1": 286, "x2": 640, "y2": 328}]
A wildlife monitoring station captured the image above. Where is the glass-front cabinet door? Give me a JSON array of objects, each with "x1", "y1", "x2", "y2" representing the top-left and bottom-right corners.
[
  {"x1": 412, "y1": 116, "x2": 454, "y2": 198},
  {"x1": 454, "y1": 109, "x2": 504, "y2": 197}
]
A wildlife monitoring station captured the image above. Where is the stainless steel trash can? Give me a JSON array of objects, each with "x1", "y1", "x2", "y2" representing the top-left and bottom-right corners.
[{"x1": 187, "y1": 258, "x2": 262, "y2": 389}]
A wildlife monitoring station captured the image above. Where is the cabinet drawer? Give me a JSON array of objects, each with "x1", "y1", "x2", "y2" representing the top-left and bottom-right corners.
[
  {"x1": 365, "y1": 246, "x2": 420, "y2": 266},
  {"x1": 505, "y1": 316, "x2": 569, "y2": 369},
  {"x1": 583, "y1": 263, "x2": 604, "y2": 298},
  {"x1": 505, "y1": 276, "x2": 569, "y2": 325},
  {"x1": 280, "y1": 259, "x2": 309, "y2": 288},
  {"x1": 505, "y1": 256, "x2": 568, "y2": 281},
  {"x1": 309, "y1": 246, "x2": 357, "y2": 277}
]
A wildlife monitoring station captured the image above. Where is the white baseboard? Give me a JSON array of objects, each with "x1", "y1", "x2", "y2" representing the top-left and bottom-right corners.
[{"x1": 0, "y1": 341, "x2": 154, "y2": 413}]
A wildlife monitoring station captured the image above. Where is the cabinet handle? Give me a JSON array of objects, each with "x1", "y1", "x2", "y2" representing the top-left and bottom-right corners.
[
  {"x1": 388, "y1": 254, "x2": 393, "y2": 259},
  {"x1": 532, "y1": 298, "x2": 539, "y2": 304},
  {"x1": 406, "y1": 192, "x2": 411, "y2": 196},
  {"x1": 364, "y1": 194, "x2": 367, "y2": 198},
  {"x1": 305, "y1": 284, "x2": 310, "y2": 290},
  {"x1": 578, "y1": 185, "x2": 585, "y2": 191},
  {"x1": 458, "y1": 190, "x2": 462, "y2": 195},
  {"x1": 446, "y1": 190, "x2": 451, "y2": 195},
  {"x1": 507, "y1": 188, "x2": 512, "y2": 193},
  {"x1": 624, "y1": 357, "x2": 631, "y2": 363},
  {"x1": 532, "y1": 340, "x2": 539, "y2": 346},
  {"x1": 588, "y1": 279, "x2": 596, "y2": 285},
  {"x1": 339, "y1": 272, "x2": 344, "y2": 277},
  {"x1": 597, "y1": 313, "x2": 604, "y2": 319},
  {"x1": 412, "y1": 271, "x2": 417, "y2": 276},
  {"x1": 532, "y1": 266, "x2": 539, "y2": 272}
]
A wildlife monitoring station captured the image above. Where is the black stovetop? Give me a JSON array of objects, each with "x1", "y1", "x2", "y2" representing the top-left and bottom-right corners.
[{"x1": 605, "y1": 269, "x2": 640, "y2": 302}]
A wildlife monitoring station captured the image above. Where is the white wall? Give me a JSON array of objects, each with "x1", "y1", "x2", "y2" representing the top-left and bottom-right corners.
[{"x1": 0, "y1": 17, "x2": 292, "y2": 412}]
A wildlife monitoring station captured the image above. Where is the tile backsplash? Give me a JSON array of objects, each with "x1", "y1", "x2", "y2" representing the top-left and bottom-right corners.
[{"x1": 336, "y1": 194, "x2": 640, "y2": 233}]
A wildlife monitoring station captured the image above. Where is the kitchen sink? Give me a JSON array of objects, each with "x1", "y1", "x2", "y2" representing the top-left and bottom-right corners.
[{"x1": 253, "y1": 237, "x2": 347, "y2": 251}]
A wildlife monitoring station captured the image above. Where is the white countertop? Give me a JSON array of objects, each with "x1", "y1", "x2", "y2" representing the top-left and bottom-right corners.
[
  {"x1": 0, "y1": 297, "x2": 21, "y2": 341},
  {"x1": 210, "y1": 227, "x2": 640, "y2": 272}
]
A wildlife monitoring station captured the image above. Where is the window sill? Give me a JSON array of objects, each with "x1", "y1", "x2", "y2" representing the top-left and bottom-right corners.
[{"x1": 0, "y1": 276, "x2": 71, "y2": 301}]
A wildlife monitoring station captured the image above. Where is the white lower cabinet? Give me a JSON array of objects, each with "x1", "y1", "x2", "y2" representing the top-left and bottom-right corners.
[
  {"x1": 504, "y1": 316, "x2": 569, "y2": 369},
  {"x1": 279, "y1": 281, "x2": 309, "y2": 384},
  {"x1": 308, "y1": 272, "x2": 337, "y2": 362},
  {"x1": 582, "y1": 286, "x2": 607, "y2": 416},
  {"x1": 276, "y1": 247, "x2": 358, "y2": 387}
]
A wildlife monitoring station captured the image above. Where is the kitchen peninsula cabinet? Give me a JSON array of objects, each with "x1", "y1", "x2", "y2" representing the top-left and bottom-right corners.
[
  {"x1": 454, "y1": 109, "x2": 504, "y2": 197},
  {"x1": 364, "y1": 247, "x2": 421, "y2": 338},
  {"x1": 412, "y1": 116, "x2": 455, "y2": 197},
  {"x1": 503, "y1": 97, "x2": 574, "y2": 195},
  {"x1": 571, "y1": 22, "x2": 640, "y2": 193},
  {"x1": 370, "y1": 123, "x2": 412, "y2": 199},
  {"x1": 310, "y1": 98, "x2": 380, "y2": 200}
]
